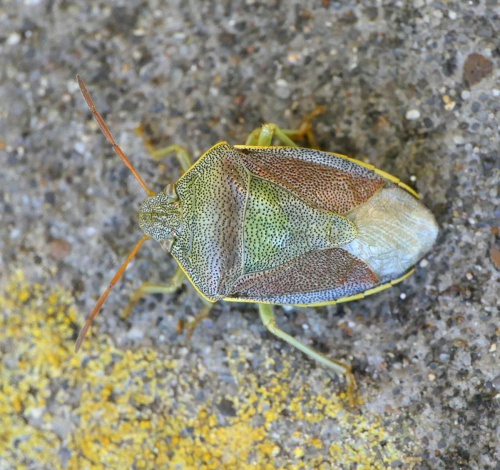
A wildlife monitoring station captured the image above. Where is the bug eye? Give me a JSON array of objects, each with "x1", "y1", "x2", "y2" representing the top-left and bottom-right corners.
[{"x1": 162, "y1": 184, "x2": 177, "y2": 199}]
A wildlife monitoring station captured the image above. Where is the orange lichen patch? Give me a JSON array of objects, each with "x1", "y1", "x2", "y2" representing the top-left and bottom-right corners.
[{"x1": 0, "y1": 272, "x2": 420, "y2": 468}]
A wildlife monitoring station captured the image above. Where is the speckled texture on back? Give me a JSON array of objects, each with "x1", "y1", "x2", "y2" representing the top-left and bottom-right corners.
[
  {"x1": 169, "y1": 143, "x2": 436, "y2": 304},
  {"x1": 172, "y1": 143, "x2": 249, "y2": 299},
  {"x1": 243, "y1": 176, "x2": 357, "y2": 273},
  {"x1": 230, "y1": 247, "x2": 380, "y2": 304}
]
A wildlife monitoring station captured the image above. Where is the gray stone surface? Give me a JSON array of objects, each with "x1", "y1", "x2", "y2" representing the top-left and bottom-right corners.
[{"x1": 1, "y1": 1, "x2": 498, "y2": 468}]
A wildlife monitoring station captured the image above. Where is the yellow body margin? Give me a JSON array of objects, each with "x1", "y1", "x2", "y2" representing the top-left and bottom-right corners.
[
  {"x1": 294, "y1": 268, "x2": 416, "y2": 307},
  {"x1": 223, "y1": 269, "x2": 416, "y2": 306},
  {"x1": 170, "y1": 253, "x2": 216, "y2": 303},
  {"x1": 176, "y1": 141, "x2": 232, "y2": 185}
]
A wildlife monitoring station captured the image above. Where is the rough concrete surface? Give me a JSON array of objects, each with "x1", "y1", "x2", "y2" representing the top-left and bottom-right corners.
[{"x1": 0, "y1": 1, "x2": 498, "y2": 469}]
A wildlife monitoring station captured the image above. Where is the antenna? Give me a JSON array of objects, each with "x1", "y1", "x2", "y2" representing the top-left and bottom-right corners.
[
  {"x1": 76, "y1": 75, "x2": 155, "y2": 196},
  {"x1": 75, "y1": 235, "x2": 149, "y2": 352},
  {"x1": 75, "y1": 75, "x2": 154, "y2": 351}
]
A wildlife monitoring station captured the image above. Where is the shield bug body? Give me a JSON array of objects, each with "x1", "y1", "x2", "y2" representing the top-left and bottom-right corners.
[{"x1": 75, "y1": 76, "x2": 438, "y2": 406}]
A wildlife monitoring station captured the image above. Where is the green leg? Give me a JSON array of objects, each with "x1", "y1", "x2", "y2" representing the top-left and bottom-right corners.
[
  {"x1": 258, "y1": 303, "x2": 357, "y2": 408},
  {"x1": 244, "y1": 105, "x2": 325, "y2": 148},
  {"x1": 245, "y1": 123, "x2": 300, "y2": 147},
  {"x1": 149, "y1": 144, "x2": 192, "y2": 173},
  {"x1": 123, "y1": 266, "x2": 215, "y2": 338},
  {"x1": 123, "y1": 266, "x2": 186, "y2": 318},
  {"x1": 136, "y1": 126, "x2": 193, "y2": 173},
  {"x1": 184, "y1": 298, "x2": 214, "y2": 341}
]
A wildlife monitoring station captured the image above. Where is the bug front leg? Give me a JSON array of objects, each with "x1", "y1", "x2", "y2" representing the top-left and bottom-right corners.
[
  {"x1": 245, "y1": 105, "x2": 325, "y2": 148},
  {"x1": 136, "y1": 126, "x2": 193, "y2": 173},
  {"x1": 149, "y1": 144, "x2": 192, "y2": 174},
  {"x1": 123, "y1": 266, "x2": 215, "y2": 339},
  {"x1": 123, "y1": 265, "x2": 186, "y2": 318},
  {"x1": 258, "y1": 303, "x2": 357, "y2": 408}
]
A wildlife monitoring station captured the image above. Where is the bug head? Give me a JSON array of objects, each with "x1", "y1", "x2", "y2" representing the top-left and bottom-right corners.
[{"x1": 138, "y1": 184, "x2": 184, "y2": 252}]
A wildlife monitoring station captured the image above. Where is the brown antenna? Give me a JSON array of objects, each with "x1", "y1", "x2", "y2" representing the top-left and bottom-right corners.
[
  {"x1": 75, "y1": 75, "x2": 153, "y2": 351},
  {"x1": 76, "y1": 75, "x2": 155, "y2": 197},
  {"x1": 75, "y1": 235, "x2": 149, "y2": 351}
]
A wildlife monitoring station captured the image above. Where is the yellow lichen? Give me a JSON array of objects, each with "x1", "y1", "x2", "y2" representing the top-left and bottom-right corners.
[{"x1": 0, "y1": 271, "x2": 421, "y2": 469}]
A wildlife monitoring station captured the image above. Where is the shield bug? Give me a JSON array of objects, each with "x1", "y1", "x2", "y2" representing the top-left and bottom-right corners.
[{"x1": 75, "y1": 75, "x2": 438, "y2": 407}]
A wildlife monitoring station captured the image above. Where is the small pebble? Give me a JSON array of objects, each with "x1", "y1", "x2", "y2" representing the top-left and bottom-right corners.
[
  {"x1": 7, "y1": 32, "x2": 21, "y2": 45},
  {"x1": 439, "y1": 353, "x2": 450, "y2": 362},
  {"x1": 406, "y1": 109, "x2": 421, "y2": 120},
  {"x1": 74, "y1": 142, "x2": 86, "y2": 154},
  {"x1": 49, "y1": 239, "x2": 72, "y2": 260}
]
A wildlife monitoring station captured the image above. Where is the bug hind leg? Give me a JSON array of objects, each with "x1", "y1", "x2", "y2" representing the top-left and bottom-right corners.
[
  {"x1": 183, "y1": 298, "x2": 214, "y2": 341},
  {"x1": 245, "y1": 105, "x2": 325, "y2": 148},
  {"x1": 258, "y1": 303, "x2": 357, "y2": 408}
]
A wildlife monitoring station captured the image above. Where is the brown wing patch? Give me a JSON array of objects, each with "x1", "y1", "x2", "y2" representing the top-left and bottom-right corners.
[
  {"x1": 238, "y1": 148, "x2": 385, "y2": 214},
  {"x1": 229, "y1": 248, "x2": 380, "y2": 305}
]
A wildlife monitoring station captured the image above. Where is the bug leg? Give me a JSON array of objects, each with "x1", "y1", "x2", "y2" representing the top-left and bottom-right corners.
[
  {"x1": 149, "y1": 144, "x2": 192, "y2": 173},
  {"x1": 184, "y1": 298, "x2": 214, "y2": 341},
  {"x1": 123, "y1": 265, "x2": 186, "y2": 318},
  {"x1": 136, "y1": 126, "x2": 193, "y2": 173},
  {"x1": 245, "y1": 123, "x2": 300, "y2": 147},
  {"x1": 123, "y1": 267, "x2": 214, "y2": 339},
  {"x1": 244, "y1": 105, "x2": 325, "y2": 148},
  {"x1": 258, "y1": 303, "x2": 357, "y2": 408}
]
